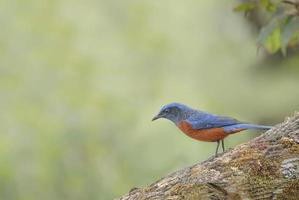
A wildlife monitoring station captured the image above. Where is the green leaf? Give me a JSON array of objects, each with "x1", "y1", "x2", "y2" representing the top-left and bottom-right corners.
[
  {"x1": 260, "y1": 0, "x2": 269, "y2": 7},
  {"x1": 260, "y1": 0, "x2": 277, "y2": 12},
  {"x1": 281, "y1": 16, "x2": 299, "y2": 56},
  {"x1": 257, "y1": 15, "x2": 285, "y2": 53},
  {"x1": 264, "y1": 28, "x2": 281, "y2": 53},
  {"x1": 234, "y1": 2, "x2": 256, "y2": 12},
  {"x1": 257, "y1": 18, "x2": 279, "y2": 45}
]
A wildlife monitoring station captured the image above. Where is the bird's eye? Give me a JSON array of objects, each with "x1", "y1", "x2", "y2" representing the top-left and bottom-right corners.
[{"x1": 164, "y1": 108, "x2": 170, "y2": 113}]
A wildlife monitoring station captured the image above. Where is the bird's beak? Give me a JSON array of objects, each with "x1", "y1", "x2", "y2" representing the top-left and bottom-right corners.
[{"x1": 152, "y1": 114, "x2": 161, "y2": 121}]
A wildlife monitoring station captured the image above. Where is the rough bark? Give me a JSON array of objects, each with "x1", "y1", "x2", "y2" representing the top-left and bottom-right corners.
[{"x1": 119, "y1": 113, "x2": 299, "y2": 200}]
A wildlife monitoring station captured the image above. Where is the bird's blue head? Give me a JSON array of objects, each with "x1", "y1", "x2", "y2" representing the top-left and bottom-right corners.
[{"x1": 152, "y1": 103, "x2": 192, "y2": 125}]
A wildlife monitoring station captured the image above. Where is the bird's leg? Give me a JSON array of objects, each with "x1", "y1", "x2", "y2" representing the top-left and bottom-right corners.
[
  {"x1": 215, "y1": 140, "x2": 220, "y2": 156},
  {"x1": 221, "y1": 139, "x2": 225, "y2": 152}
]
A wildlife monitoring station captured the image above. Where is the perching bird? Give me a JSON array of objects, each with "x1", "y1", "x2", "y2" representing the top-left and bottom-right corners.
[{"x1": 152, "y1": 103, "x2": 272, "y2": 155}]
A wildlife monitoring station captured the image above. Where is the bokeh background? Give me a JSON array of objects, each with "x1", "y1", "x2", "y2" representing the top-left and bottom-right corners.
[{"x1": 1, "y1": 0, "x2": 299, "y2": 199}]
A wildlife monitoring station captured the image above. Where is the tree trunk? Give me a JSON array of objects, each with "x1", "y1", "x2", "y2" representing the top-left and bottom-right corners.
[{"x1": 119, "y1": 113, "x2": 299, "y2": 200}]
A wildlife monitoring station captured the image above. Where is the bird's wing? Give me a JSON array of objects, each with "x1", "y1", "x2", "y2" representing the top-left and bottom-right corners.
[{"x1": 186, "y1": 112, "x2": 241, "y2": 130}]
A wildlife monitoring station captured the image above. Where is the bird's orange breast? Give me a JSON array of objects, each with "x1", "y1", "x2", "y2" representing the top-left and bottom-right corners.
[{"x1": 177, "y1": 121, "x2": 228, "y2": 142}]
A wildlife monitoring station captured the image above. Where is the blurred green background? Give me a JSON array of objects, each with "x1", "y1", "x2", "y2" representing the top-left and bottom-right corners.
[{"x1": 1, "y1": 0, "x2": 299, "y2": 199}]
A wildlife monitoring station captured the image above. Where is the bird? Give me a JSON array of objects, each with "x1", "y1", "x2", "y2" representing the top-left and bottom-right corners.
[{"x1": 152, "y1": 103, "x2": 272, "y2": 155}]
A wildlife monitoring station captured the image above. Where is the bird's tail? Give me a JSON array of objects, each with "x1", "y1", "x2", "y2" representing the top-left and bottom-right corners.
[{"x1": 237, "y1": 123, "x2": 273, "y2": 130}]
